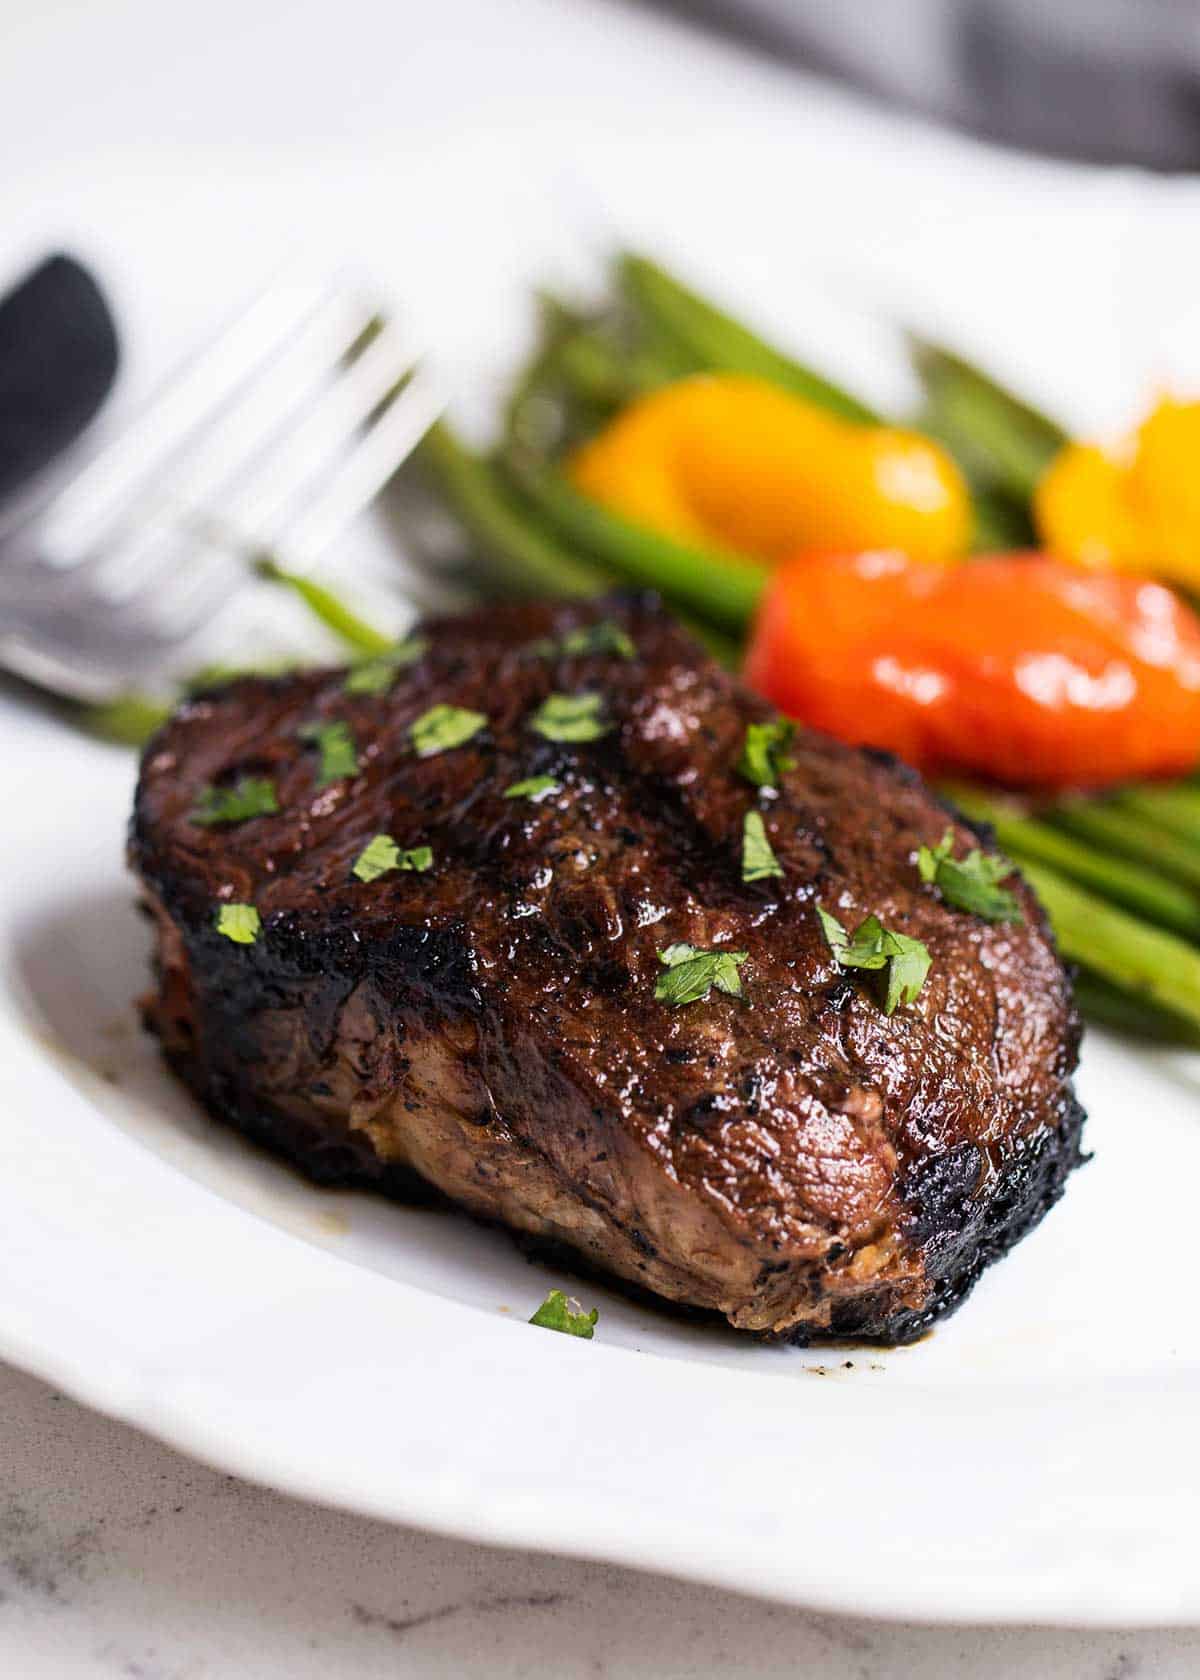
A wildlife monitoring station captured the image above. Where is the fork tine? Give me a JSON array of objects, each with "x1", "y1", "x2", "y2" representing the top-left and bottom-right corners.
[
  {"x1": 0, "y1": 632, "x2": 120, "y2": 703},
  {"x1": 94, "y1": 314, "x2": 412, "y2": 612},
  {"x1": 214, "y1": 320, "x2": 421, "y2": 542},
  {"x1": 39, "y1": 280, "x2": 332, "y2": 567},
  {"x1": 3, "y1": 281, "x2": 444, "y2": 703},
  {"x1": 275, "y1": 366, "x2": 444, "y2": 568},
  {"x1": 142, "y1": 363, "x2": 442, "y2": 640},
  {"x1": 87, "y1": 288, "x2": 379, "y2": 602}
]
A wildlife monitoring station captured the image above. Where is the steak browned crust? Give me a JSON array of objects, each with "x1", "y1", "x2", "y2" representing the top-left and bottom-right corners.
[{"x1": 130, "y1": 593, "x2": 1085, "y2": 1343}]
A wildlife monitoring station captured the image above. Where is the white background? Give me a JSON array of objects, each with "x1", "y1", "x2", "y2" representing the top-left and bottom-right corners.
[{"x1": 3, "y1": 0, "x2": 1200, "y2": 1670}]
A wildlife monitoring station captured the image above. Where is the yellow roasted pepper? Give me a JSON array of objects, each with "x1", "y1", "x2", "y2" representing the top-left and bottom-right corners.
[
  {"x1": 567, "y1": 374, "x2": 971, "y2": 564},
  {"x1": 1037, "y1": 397, "x2": 1200, "y2": 587}
]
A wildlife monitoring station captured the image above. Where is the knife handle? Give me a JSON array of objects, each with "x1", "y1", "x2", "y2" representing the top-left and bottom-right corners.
[{"x1": 0, "y1": 253, "x2": 120, "y2": 501}]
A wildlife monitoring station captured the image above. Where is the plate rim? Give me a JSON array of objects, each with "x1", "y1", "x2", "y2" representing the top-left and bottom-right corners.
[{"x1": 5, "y1": 130, "x2": 1200, "y2": 1621}]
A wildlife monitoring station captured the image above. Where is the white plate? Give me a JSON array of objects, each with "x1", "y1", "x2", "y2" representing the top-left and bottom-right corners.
[{"x1": 4, "y1": 116, "x2": 1200, "y2": 1626}]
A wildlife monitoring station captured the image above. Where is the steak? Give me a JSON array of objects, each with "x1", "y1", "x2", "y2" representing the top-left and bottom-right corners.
[{"x1": 130, "y1": 593, "x2": 1085, "y2": 1343}]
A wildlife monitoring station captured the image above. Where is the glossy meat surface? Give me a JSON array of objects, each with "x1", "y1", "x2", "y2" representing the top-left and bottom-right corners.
[{"x1": 131, "y1": 594, "x2": 1085, "y2": 1341}]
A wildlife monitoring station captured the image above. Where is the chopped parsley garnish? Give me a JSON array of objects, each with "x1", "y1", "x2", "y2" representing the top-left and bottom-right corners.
[
  {"x1": 742, "y1": 809, "x2": 783, "y2": 883},
  {"x1": 299, "y1": 719, "x2": 358, "y2": 786},
  {"x1": 351, "y1": 834, "x2": 433, "y2": 882},
  {"x1": 655, "y1": 942, "x2": 748, "y2": 1007},
  {"x1": 817, "y1": 905, "x2": 931, "y2": 1016},
  {"x1": 918, "y1": 829, "x2": 1024, "y2": 924},
  {"x1": 409, "y1": 702, "x2": 486, "y2": 757},
  {"x1": 559, "y1": 620, "x2": 636, "y2": 659},
  {"x1": 529, "y1": 692, "x2": 610, "y2": 743},
  {"x1": 529, "y1": 1289, "x2": 598, "y2": 1338},
  {"x1": 530, "y1": 620, "x2": 636, "y2": 661},
  {"x1": 737, "y1": 719, "x2": 795, "y2": 790},
  {"x1": 215, "y1": 903, "x2": 261, "y2": 945},
  {"x1": 191, "y1": 776, "x2": 279, "y2": 827},
  {"x1": 344, "y1": 635, "x2": 429, "y2": 695},
  {"x1": 344, "y1": 661, "x2": 397, "y2": 697},
  {"x1": 504, "y1": 775, "x2": 562, "y2": 801}
]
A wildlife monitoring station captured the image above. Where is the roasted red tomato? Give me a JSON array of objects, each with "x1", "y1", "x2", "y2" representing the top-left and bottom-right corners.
[{"x1": 743, "y1": 550, "x2": 1200, "y2": 788}]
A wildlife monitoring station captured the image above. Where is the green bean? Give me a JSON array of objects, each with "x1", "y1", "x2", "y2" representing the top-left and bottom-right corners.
[
  {"x1": 1015, "y1": 856, "x2": 1200, "y2": 1030},
  {"x1": 918, "y1": 411, "x2": 1036, "y2": 550},
  {"x1": 422, "y1": 425, "x2": 743, "y2": 661},
  {"x1": 945, "y1": 783, "x2": 1200, "y2": 938},
  {"x1": 1114, "y1": 784, "x2": 1200, "y2": 845},
  {"x1": 968, "y1": 488, "x2": 1037, "y2": 551},
  {"x1": 911, "y1": 340, "x2": 1067, "y2": 505},
  {"x1": 553, "y1": 329, "x2": 676, "y2": 411},
  {"x1": 506, "y1": 448, "x2": 765, "y2": 633},
  {"x1": 419, "y1": 422, "x2": 615, "y2": 599},
  {"x1": 505, "y1": 291, "x2": 691, "y2": 461},
  {"x1": 1046, "y1": 798, "x2": 1200, "y2": 893},
  {"x1": 502, "y1": 295, "x2": 586, "y2": 452},
  {"x1": 1070, "y1": 970, "x2": 1200, "y2": 1045},
  {"x1": 80, "y1": 692, "x2": 171, "y2": 748},
  {"x1": 185, "y1": 658, "x2": 298, "y2": 693},
  {"x1": 618, "y1": 253, "x2": 879, "y2": 425}
]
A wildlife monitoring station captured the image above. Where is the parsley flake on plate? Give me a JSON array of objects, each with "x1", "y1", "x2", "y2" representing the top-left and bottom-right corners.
[
  {"x1": 655, "y1": 942, "x2": 748, "y2": 1007},
  {"x1": 529, "y1": 692, "x2": 610, "y2": 743},
  {"x1": 351, "y1": 834, "x2": 433, "y2": 882},
  {"x1": 504, "y1": 775, "x2": 562, "y2": 801},
  {"x1": 529, "y1": 1288, "x2": 598, "y2": 1338},
  {"x1": 299, "y1": 719, "x2": 359, "y2": 786},
  {"x1": 343, "y1": 635, "x2": 429, "y2": 696},
  {"x1": 409, "y1": 702, "x2": 487, "y2": 757},
  {"x1": 737, "y1": 719, "x2": 795, "y2": 790},
  {"x1": 215, "y1": 903, "x2": 261, "y2": 945},
  {"x1": 191, "y1": 776, "x2": 279, "y2": 827},
  {"x1": 817, "y1": 905, "x2": 931, "y2": 1016},
  {"x1": 918, "y1": 829, "x2": 1024, "y2": 924},
  {"x1": 742, "y1": 809, "x2": 783, "y2": 883}
]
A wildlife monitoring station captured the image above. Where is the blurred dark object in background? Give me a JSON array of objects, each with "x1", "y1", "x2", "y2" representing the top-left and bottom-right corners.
[
  {"x1": 643, "y1": 0, "x2": 1200, "y2": 170},
  {"x1": 0, "y1": 255, "x2": 118, "y2": 501}
]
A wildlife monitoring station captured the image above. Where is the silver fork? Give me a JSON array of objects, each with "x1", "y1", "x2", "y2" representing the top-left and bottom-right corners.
[{"x1": 0, "y1": 279, "x2": 444, "y2": 702}]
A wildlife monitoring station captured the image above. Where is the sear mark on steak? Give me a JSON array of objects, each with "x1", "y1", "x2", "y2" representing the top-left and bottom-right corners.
[{"x1": 130, "y1": 592, "x2": 1086, "y2": 1344}]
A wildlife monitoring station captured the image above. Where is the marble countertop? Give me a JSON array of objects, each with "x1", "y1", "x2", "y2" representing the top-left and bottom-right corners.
[{"x1": 2, "y1": 1358, "x2": 1196, "y2": 1679}]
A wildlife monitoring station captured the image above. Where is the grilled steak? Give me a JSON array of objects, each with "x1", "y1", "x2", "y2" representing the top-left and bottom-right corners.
[{"x1": 131, "y1": 593, "x2": 1085, "y2": 1343}]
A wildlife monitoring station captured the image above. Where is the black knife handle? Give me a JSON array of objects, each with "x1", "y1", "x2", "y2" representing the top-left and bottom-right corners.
[{"x1": 0, "y1": 253, "x2": 120, "y2": 501}]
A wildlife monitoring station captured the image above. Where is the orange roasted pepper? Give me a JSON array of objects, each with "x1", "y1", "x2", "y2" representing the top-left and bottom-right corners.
[
  {"x1": 744, "y1": 550, "x2": 1200, "y2": 789},
  {"x1": 1037, "y1": 397, "x2": 1200, "y2": 589},
  {"x1": 568, "y1": 374, "x2": 971, "y2": 564}
]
